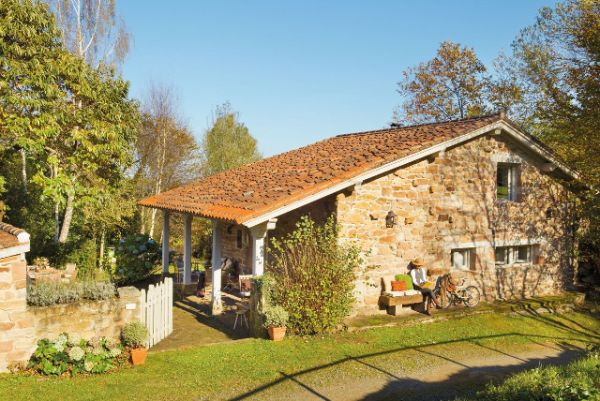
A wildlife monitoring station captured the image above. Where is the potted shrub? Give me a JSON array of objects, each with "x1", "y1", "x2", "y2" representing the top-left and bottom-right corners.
[
  {"x1": 263, "y1": 305, "x2": 289, "y2": 341},
  {"x1": 122, "y1": 321, "x2": 149, "y2": 365},
  {"x1": 391, "y1": 274, "x2": 408, "y2": 292}
]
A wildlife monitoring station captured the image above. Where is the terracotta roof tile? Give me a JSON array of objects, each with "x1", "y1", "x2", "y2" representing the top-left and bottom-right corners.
[
  {"x1": 0, "y1": 222, "x2": 26, "y2": 250},
  {"x1": 139, "y1": 114, "x2": 503, "y2": 223}
]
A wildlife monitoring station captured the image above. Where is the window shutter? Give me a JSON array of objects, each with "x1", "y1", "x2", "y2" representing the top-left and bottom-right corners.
[
  {"x1": 514, "y1": 165, "x2": 523, "y2": 202},
  {"x1": 470, "y1": 250, "x2": 478, "y2": 271}
]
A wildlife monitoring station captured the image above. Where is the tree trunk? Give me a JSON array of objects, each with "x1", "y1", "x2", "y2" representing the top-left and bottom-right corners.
[
  {"x1": 99, "y1": 227, "x2": 106, "y2": 269},
  {"x1": 149, "y1": 207, "x2": 158, "y2": 239},
  {"x1": 140, "y1": 206, "x2": 147, "y2": 234},
  {"x1": 20, "y1": 149, "x2": 27, "y2": 194},
  {"x1": 58, "y1": 193, "x2": 75, "y2": 244}
]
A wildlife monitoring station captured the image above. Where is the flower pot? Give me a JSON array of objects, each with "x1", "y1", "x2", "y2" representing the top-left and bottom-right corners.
[
  {"x1": 131, "y1": 347, "x2": 148, "y2": 365},
  {"x1": 391, "y1": 281, "x2": 407, "y2": 292},
  {"x1": 267, "y1": 326, "x2": 286, "y2": 341}
]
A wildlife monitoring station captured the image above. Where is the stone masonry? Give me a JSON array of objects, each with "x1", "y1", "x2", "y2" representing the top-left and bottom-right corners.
[{"x1": 336, "y1": 133, "x2": 575, "y2": 313}]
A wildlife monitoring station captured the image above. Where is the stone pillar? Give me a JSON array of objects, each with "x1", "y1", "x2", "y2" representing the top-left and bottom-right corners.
[
  {"x1": 183, "y1": 214, "x2": 192, "y2": 285},
  {"x1": 250, "y1": 223, "x2": 269, "y2": 276},
  {"x1": 211, "y1": 220, "x2": 223, "y2": 315},
  {"x1": 0, "y1": 230, "x2": 34, "y2": 372},
  {"x1": 162, "y1": 210, "x2": 170, "y2": 274}
]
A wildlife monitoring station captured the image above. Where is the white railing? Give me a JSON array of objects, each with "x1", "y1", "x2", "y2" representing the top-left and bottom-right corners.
[{"x1": 140, "y1": 277, "x2": 173, "y2": 348}]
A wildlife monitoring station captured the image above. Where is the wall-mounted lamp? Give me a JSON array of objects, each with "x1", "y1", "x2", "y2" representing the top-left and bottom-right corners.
[{"x1": 385, "y1": 211, "x2": 397, "y2": 228}]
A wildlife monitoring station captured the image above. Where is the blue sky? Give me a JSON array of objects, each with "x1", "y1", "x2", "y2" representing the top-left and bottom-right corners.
[{"x1": 119, "y1": 0, "x2": 553, "y2": 157}]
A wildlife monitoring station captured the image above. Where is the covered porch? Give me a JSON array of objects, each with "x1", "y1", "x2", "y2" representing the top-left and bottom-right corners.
[{"x1": 160, "y1": 209, "x2": 277, "y2": 315}]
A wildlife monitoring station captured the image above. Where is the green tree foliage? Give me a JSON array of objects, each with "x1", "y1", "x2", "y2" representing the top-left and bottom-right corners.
[
  {"x1": 268, "y1": 216, "x2": 362, "y2": 335},
  {"x1": 511, "y1": 0, "x2": 600, "y2": 266},
  {"x1": 0, "y1": 0, "x2": 138, "y2": 264},
  {"x1": 201, "y1": 103, "x2": 261, "y2": 175}
]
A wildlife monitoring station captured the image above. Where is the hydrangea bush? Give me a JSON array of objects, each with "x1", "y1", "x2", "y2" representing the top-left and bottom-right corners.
[
  {"x1": 28, "y1": 333, "x2": 124, "y2": 375},
  {"x1": 113, "y1": 234, "x2": 161, "y2": 284}
]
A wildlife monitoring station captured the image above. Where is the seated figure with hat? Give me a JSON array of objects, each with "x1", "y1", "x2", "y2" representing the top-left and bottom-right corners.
[{"x1": 409, "y1": 258, "x2": 439, "y2": 314}]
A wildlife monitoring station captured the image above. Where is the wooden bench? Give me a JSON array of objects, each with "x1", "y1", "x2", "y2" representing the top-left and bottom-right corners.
[{"x1": 378, "y1": 294, "x2": 424, "y2": 316}]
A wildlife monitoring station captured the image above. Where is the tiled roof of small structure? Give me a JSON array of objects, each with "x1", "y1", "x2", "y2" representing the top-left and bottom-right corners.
[
  {"x1": 139, "y1": 114, "x2": 505, "y2": 223},
  {"x1": 0, "y1": 222, "x2": 26, "y2": 250}
]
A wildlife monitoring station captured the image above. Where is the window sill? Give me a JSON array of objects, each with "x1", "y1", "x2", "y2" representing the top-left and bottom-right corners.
[{"x1": 495, "y1": 262, "x2": 536, "y2": 269}]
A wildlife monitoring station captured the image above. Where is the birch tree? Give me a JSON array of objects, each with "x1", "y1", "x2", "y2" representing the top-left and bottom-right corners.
[
  {"x1": 136, "y1": 83, "x2": 200, "y2": 238},
  {"x1": 46, "y1": 0, "x2": 130, "y2": 67}
]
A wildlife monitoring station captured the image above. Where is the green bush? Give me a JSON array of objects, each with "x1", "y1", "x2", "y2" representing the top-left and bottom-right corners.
[
  {"x1": 268, "y1": 215, "x2": 362, "y2": 335},
  {"x1": 263, "y1": 305, "x2": 289, "y2": 328},
  {"x1": 65, "y1": 239, "x2": 97, "y2": 280},
  {"x1": 27, "y1": 281, "x2": 116, "y2": 306},
  {"x1": 114, "y1": 234, "x2": 161, "y2": 285},
  {"x1": 457, "y1": 354, "x2": 600, "y2": 401},
  {"x1": 121, "y1": 321, "x2": 148, "y2": 348},
  {"x1": 28, "y1": 333, "x2": 124, "y2": 375}
]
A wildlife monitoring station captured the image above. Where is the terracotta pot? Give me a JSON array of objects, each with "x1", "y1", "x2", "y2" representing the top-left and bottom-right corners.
[
  {"x1": 131, "y1": 347, "x2": 148, "y2": 365},
  {"x1": 267, "y1": 326, "x2": 286, "y2": 341},
  {"x1": 391, "y1": 281, "x2": 407, "y2": 291}
]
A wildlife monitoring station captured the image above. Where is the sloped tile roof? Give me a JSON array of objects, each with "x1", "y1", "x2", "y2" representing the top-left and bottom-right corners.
[
  {"x1": 139, "y1": 114, "x2": 504, "y2": 223},
  {"x1": 0, "y1": 222, "x2": 26, "y2": 250}
]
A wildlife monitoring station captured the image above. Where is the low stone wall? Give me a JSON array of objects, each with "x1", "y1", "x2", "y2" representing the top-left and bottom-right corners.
[
  {"x1": 29, "y1": 287, "x2": 143, "y2": 343},
  {"x1": 0, "y1": 257, "x2": 143, "y2": 372}
]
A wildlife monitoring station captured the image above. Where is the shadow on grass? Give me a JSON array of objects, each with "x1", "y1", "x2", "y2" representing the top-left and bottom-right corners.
[{"x1": 228, "y1": 309, "x2": 599, "y2": 401}]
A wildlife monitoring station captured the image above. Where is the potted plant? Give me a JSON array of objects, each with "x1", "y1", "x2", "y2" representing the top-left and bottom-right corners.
[
  {"x1": 391, "y1": 274, "x2": 408, "y2": 291},
  {"x1": 121, "y1": 321, "x2": 149, "y2": 365},
  {"x1": 263, "y1": 305, "x2": 289, "y2": 341}
]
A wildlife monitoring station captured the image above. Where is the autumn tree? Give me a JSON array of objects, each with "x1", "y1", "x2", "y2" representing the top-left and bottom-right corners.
[
  {"x1": 135, "y1": 83, "x2": 201, "y2": 238},
  {"x1": 45, "y1": 0, "x2": 130, "y2": 68},
  {"x1": 202, "y1": 103, "x2": 261, "y2": 175},
  {"x1": 394, "y1": 41, "x2": 489, "y2": 125}
]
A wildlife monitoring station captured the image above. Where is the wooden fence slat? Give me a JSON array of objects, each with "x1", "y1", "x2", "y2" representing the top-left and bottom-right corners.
[{"x1": 140, "y1": 278, "x2": 173, "y2": 348}]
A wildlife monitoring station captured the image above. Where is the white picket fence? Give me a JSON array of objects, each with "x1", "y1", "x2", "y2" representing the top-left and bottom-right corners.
[{"x1": 140, "y1": 277, "x2": 173, "y2": 348}]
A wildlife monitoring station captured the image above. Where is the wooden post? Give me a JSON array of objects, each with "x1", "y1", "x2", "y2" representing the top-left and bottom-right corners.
[
  {"x1": 162, "y1": 210, "x2": 170, "y2": 274},
  {"x1": 211, "y1": 220, "x2": 223, "y2": 315}
]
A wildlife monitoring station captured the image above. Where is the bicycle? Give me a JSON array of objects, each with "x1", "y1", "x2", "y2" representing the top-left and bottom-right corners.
[{"x1": 433, "y1": 275, "x2": 481, "y2": 309}]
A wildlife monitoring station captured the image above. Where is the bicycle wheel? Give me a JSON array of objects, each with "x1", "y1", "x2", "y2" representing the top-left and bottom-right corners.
[
  {"x1": 463, "y1": 286, "x2": 481, "y2": 308},
  {"x1": 436, "y1": 292, "x2": 453, "y2": 309}
]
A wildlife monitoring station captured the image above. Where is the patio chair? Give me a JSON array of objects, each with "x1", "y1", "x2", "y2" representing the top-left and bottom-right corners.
[{"x1": 233, "y1": 302, "x2": 249, "y2": 330}]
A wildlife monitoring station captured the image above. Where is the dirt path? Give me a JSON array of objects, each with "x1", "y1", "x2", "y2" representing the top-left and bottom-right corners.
[{"x1": 235, "y1": 342, "x2": 583, "y2": 401}]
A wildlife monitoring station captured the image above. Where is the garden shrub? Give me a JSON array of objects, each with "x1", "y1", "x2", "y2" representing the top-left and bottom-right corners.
[
  {"x1": 27, "y1": 281, "x2": 116, "y2": 306},
  {"x1": 263, "y1": 305, "x2": 289, "y2": 328},
  {"x1": 28, "y1": 333, "x2": 124, "y2": 375},
  {"x1": 64, "y1": 239, "x2": 97, "y2": 280},
  {"x1": 113, "y1": 234, "x2": 161, "y2": 285},
  {"x1": 268, "y1": 215, "x2": 362, "y2": 335},
  {"x1": 121, "y1": 321, "x2": 148, "y2": 348}
]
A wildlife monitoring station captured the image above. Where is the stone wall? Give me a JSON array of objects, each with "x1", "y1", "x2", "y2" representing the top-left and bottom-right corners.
[
  {"x1": 0, "y1": 249, "x2": 143, "y2": 372},
  {"x1": 336, "y1": 134, "x2": 575, "y2": 313},
  {"x1": 0, "y1": 253, "x2": 33, "y2": 372}
]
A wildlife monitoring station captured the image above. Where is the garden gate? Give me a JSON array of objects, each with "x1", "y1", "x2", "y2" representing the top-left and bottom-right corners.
[{"x1": 140, "y1": 277, "x2": 174, "y2": 347}]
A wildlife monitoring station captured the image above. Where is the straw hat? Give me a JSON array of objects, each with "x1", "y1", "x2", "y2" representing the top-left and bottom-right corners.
[{"x1": 411, "y1": 257, "x2": 425, "y2": 267}]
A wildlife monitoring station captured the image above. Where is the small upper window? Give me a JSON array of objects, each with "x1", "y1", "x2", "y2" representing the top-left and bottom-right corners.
[
  {"x1": 451, "y1": 248, "x2": 474, "y2": 271},
  {"x1": 497, "y1": 163, "x2": 520, "y2": 201}
]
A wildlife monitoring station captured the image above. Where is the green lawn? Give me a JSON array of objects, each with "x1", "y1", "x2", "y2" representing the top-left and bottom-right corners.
[{"x1": 1, "y1": 309, "x2": 599, "y2": 401}]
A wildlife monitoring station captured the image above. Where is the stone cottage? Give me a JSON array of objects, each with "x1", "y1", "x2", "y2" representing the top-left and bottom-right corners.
[{"x1": 140, "y1": 113, "x2": 579, "y2": 314}]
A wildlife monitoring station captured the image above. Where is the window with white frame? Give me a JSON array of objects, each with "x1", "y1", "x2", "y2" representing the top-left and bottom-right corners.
[
  {"x1": 497, "y1": 163, "x2": 521, "y2": 201},
  {"x1": 451, "y1": 248, "x2": 474, "y2": 271},
  {"x1": 515, "y1": 245, "x2": 531, "y2": 263},
  {"x1": 495, "y1": 245, "x2": 537, "y2": 266}
]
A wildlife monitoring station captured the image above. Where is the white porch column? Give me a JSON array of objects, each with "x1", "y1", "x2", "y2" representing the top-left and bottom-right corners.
[
  {"x1": 162, "y1": 210, "x2": 170, "y2": 274},
  {"x1": 249, "y1": 222, "x2": 270, "y2": 276},
  {"x1": 183, "y1": 214, "x2": 192, "y2": 285},
  {"x1": 211, "y1": 220, "x2": 223, "y2": 315}
]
